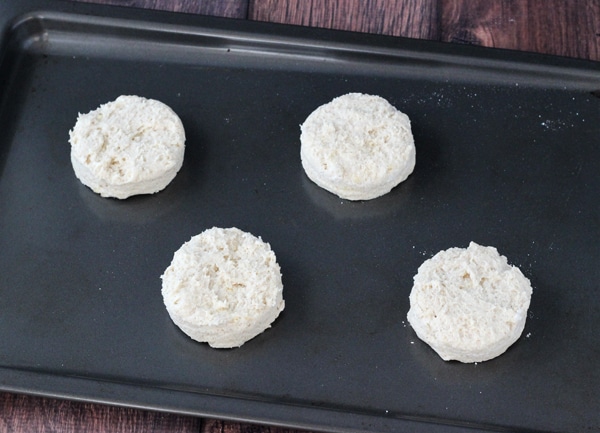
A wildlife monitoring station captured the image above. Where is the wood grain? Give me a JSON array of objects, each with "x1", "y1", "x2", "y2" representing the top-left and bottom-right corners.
[
  {"x1": 0, "y1": 392, "x2": 200, "y2": 433},
  {"x1": 440, "y1": 0, "x2": 600, "y2": 61},
  {"x1": 249, "y1": 0, "x2": 440, "y2": 40},
  {"x1": 72, "y1": 0, "x2": 248, "y2": 18}
]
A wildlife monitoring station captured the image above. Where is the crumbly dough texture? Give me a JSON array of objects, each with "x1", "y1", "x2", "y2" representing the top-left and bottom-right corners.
[
  {"x1": 300, "y1": 93, "x2": 415, "y2": 201},
  {"x1": 69, "y1": 95, "x2": 185, "y2": 199},
  {"x1": 161, "y1": 227, "x2": 285, "y2": 348},
  {"x1": 407, "y1": 242, "x2": 532, "y2": 363}
]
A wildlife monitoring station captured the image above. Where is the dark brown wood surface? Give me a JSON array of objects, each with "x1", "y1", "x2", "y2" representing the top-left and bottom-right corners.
[
  {"x1": 71, "y1": 0, "x2": 600, "y2": 60},
  {"x1": 1, "y1": 1, "x2": 598, "y2": 432}
]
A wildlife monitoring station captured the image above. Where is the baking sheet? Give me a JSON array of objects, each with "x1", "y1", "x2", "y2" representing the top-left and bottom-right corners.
[{"x1": 0, "y1": 1, "x2": 599, "y2": 432}]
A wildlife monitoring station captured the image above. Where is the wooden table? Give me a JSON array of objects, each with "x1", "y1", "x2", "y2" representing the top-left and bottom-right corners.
[{"x1": 1, "y1": 1, "x2": 598, "y2": 432}]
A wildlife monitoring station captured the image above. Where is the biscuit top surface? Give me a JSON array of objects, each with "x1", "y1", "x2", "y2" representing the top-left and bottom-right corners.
[
  {"x1": 300, "y1": 93, "x2": 414, "y2": 186},
  {"x1": 408, "y1": 242, "x2": 532, "y2": 360},
  {"x1": 161, "y1": 227, "x2": 283, "y2": 325},
  {"x1": 69, "y1": 95, "x2": 185, "y2": 186}
]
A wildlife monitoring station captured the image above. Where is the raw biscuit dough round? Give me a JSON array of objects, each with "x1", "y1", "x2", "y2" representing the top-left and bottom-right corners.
[
  {"x1": 69, "y1": 95, "x2": 185, "y2": 199},
  {"x1": 300, "y1": 93, "x2": 415, "y2": 201},
  {"x1": 161, "y1": 227, "x2": 285, "y2": 348},
  {"x1": 407, "y1": 242, "x2": 532, "y2": 363}
]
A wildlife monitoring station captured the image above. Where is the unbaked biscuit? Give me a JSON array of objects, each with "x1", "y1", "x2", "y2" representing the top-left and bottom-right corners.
[
  {"x1": 407, "y1": 242, "x2": 532, "y2": 363},
  {"x1": 300, "y1": 93, "x2": 415, "y2": 201},
  {"x1": 69, "y1": 95, "x2": 185, "y2": 199},
  {"x1": 161, "y1": 227, "x2": 285, "y2": 348}
]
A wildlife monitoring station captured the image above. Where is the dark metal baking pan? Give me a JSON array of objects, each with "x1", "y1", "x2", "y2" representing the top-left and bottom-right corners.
[{"x1": 0, "y1": 1, "x2": 598, "y2": 432}]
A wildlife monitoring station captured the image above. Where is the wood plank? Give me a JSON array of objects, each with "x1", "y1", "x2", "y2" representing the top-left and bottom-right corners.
[
  {"x1": 248, "y1": 0, "x2": 440, "y2": 40},
  {"x1": 0, "y1": 392, "x2": 200, "y2": 433},
  {"x1": 73, "y1": 0, "x2": 248, "y2": 18},
  {"x1": 440, "y1": 0, "x2": 600, "y2": 61}
]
